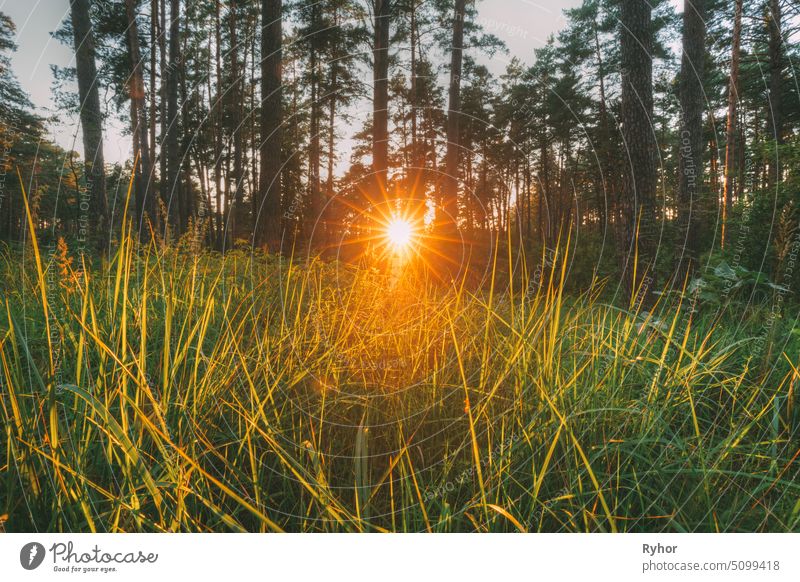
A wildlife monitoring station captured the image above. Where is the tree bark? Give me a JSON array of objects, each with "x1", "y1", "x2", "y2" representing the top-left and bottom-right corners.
[
  {"x1": 620, "y1": 0, "x2": 657, "y2": 304},
  {"x1": 124, "y1": 0, "x2": 156, "y2": 235},
  {"x1": 767, "y1": 0, "x2": 783, "y2": 187},
  {"x1": 308, "y1": 3, "x2": 322, "y2": 244},
  {"x1": 159, "y1": 0, "x2": 167, "y2": 221},
  {"x1": 594, "y1": 19, "x2": 613, "y2": 238},
  {"x1": 722, "y1": 0, "x2": 742, "y2": 248},
  {"x1": 149, "y1": 0, "x2": 158, "y2": 198},
  {"x1": 213, "y1": 1, "x2": 224, "y2": 247},
  {"x1": 408, "y1": 0, "x2": 424, "y2": 215},
  {"x1": 228, "y1": 2, "x2": 246, "y2": 242},
  {"x1": 539, "y1": 134, "x2": 550, "y2": 244},
  {"x1": 166, "y1": 0, "x2": 182, "y2": 231},
  {"x1": 443, "y1": 0, "x2": 467, "y2": 254},
  {"x1": 372, "y1": 0, "x2": 390, "y2": 192},
  {"x1": 255, "y1": 0, "x2": 283, "y2": 250},
  {"x1": 69, "y1": 0, "x2": 108, "y2": 250},
  {"x1": 677, "y1": 0, "x2": 706, "y2": 272}
]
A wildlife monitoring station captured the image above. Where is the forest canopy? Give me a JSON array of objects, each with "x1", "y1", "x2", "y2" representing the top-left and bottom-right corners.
[{"x1": 0, "y1": 0, "x2": 797, "y2": 300}]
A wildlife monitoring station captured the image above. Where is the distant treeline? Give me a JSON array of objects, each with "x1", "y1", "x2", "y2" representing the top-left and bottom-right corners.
[{"x1": 0, "y1": 1, "x2": 799, "y2": 296}]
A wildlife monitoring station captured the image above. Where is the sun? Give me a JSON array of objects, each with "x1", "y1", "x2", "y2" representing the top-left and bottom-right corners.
[{"x1": 386, "y1": 218, "x2": 414, "y2": 251}]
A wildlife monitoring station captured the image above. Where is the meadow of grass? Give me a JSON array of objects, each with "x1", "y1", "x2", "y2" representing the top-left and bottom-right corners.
[{"x1": 1, "y1": 222, "x2": 799, "y2": 533}]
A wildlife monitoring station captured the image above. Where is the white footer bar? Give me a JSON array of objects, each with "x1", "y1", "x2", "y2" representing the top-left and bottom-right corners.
[{"x1": 1, "y1": 533, "x2": 797, "y2": 581}]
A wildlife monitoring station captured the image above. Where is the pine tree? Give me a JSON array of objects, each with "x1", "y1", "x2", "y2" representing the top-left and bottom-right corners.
[
  {"x1": 441, "y1": 0, "x2": 467, "y2": 273},
  {"x1": 619, "y1": 0, "x2": 657, "y2": 302},
  {"x1": 255, "y1": 0, "x2": 283, "y2": 250},
  {"x1": 677, "y1": 0, "x2": 707, "y2": 270},
  {"x1": 69, "y1": 0, "x2": 109, "y2": 250}
]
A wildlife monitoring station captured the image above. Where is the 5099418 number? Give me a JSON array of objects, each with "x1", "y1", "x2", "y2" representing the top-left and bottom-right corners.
[{"x1": 729, "y1": 560, "x2": 780, "y2": 571}]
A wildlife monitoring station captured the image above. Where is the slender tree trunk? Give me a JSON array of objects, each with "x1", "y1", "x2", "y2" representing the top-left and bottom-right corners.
[
  {"x1": 372, "y1": 0, "x2": 390, "y2": 193},
  {"x1": 149, "y1": 0, "x2": 158, "y2": 191},
  {"x1": 409, "y1": 0, "x2": 424, "y2": 216},
  {"x1": 442, "y1": 0, "x2": 467, "y2": 265},
  {"x1": 524, "y1": 157, "x2": 531, "y2": 239},
  {"x1": 737, "y1": 107, "x2": 746, "y2": 200},
  {"x1": 166, "y1": 0, "x2": 182, "y2": 231},
  {"x1": 213, "y1": 1, "x2": 224, "y2": 247},
  {"x1": 594, "y1": 21, "x2": 614, "y2": 238},
  {"x1": 677, "y1": 0, "x2": 707, "y2": 272},
  {"x1": 124, "y1": 0, "x2": 156, "y2": 235},
  {"x1": 620, "y1": 0, "x2": 657, "y2": 304},
  {"x1": 722, "y1": 0, "x2": 743, "y2": 249},
  {"x1": 539, "y1": 135, "x2": 550, "y2": 244},
  {"x1": 250, "y1": 28, "x2": 259, "y2": 203},
  {"x1": 325, "y1": 63, "x2": 337, "y2": 249},
  {"x1": 709, "y1": 111, "x2": 719, "y2": 202},
  {"x1": 256, "y1": 0, "x2": 283, "y2": 250},
  {"x1": 767, "y1": 0, "x2": 783, "y2": 187},
  {"x1": 69, "y1": 0, "x2": 108, "y2": 250},
  {"x1": 193, "y1": 152, "x2": 212, "y2": 246},
  {"x1": 308, "y1": 3, "x2": 322, "y2": 245},
  {"x1": 228, "y1": 2, "x2": 246, "y2": 241},
  {"x1": 326, "y1": 69, "x2": 336, "y2": 201},
  {"x1": 180, "y1": 24, "x2": 194, "y2": 224},
  {"x1": 159, "y1": 0, "x2": 167, "y2": 210}
]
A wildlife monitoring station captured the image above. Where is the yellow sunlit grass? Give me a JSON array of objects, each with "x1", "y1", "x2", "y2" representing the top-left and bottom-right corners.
[{"x1": 4, "y1": 176, "x2": 796, "y2": 534}]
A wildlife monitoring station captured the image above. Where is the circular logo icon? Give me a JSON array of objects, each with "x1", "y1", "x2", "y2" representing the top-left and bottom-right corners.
[{"x1": 20, "y1": 542, "x2": 46, "y2": 570}]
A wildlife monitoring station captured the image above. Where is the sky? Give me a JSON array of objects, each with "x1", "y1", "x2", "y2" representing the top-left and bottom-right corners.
[{"x1": 0, "y1": 0, "x2": 584, "y2": 165}]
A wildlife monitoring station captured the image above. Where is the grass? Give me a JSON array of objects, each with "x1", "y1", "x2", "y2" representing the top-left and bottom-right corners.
[{"x1": 1, "y1": 210, "x2": 799, "y2": 532}]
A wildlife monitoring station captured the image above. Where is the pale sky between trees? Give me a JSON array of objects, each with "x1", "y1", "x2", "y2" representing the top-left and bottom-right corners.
[{"x1": 2, "y1": 0, "x2": 587, "y2": 164}]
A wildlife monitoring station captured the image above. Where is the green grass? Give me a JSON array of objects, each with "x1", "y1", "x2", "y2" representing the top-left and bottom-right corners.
[{"x1": 1, "y1": 221, "x2": 799, "y2": 532}]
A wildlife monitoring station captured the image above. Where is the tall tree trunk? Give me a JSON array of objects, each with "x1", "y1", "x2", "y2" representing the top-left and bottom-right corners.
[
  {"x1": 326, "y1": 67, "x2": 336, "y2": 201},
  {"x1": 677, "y1": 0, "x2": 707, "y2": 273},
  {"x1": 442, "y1": 0, "x2": 467, "y2": 269},
  {"x1": 709, "y1": 112, "x2": 719, "y2": 200},
  {"x1": 228, "y1": 2, "x2": 246, "y2": 242},
  {"x1": 249, "y1": 30, "x2": 259, "y2": 205},
  {"x1": 325, "y1": 63, "x2": 337, "y2": 252},
  {"x1": 524, "y1": 157, "x2": 531, "y2": 239},
  {"x1": 308, "y1": 4, "x2": 322, "y2": 245},
  {"x1": 594, "y1": 20, "x2": 613, "y2": 238},
  {"x1": 722, "y1": 0, "x2": 742, "y2": 249},
  {"x1": 213, "y1": 1, "x2": 224, "y2": 247},
  {"x1": 372, "y1": 0, "x2": 390, "y2": 193},
  {"x1": 620, "y1": 0, "x2": 657, "y2": 304},
  {"x1": 767, "y1": 0, "x2": 783, "y2": 187},
  {"x1": 69, "y1": 0, "x2": 108, "y2": 251},
  {"x1": 180, "y1": 23, "x2": 194, "y2": 224},
  {"x1": 256, "y1": 0, "x2": 283, "y2": 250},
  {"x1": 408, "y1": 0, "x2": 424, "y2": 216},
  {"x1": 539, "y1": 135, "x2": 550, "y2": 244},
  {"x1": 124, "y1": 0, "x2": 156, "y2": 235},
  {"x1": 166, "y1": 0, "x2": 182, "y2": 231},
  {"x1": 159, "y1": 0, "x2": 168, "y2": 218},
  {"x1": 736, "y1": 107, "x2": 747, "y2": 200},
  {"x1": 149, "y1": 0, "x2": 158, "y2": 193}
]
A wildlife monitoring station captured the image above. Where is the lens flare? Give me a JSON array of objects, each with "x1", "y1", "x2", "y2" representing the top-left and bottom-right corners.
[{"x1": 386, "y1": 218, "x2": 413, "y2": 251}]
